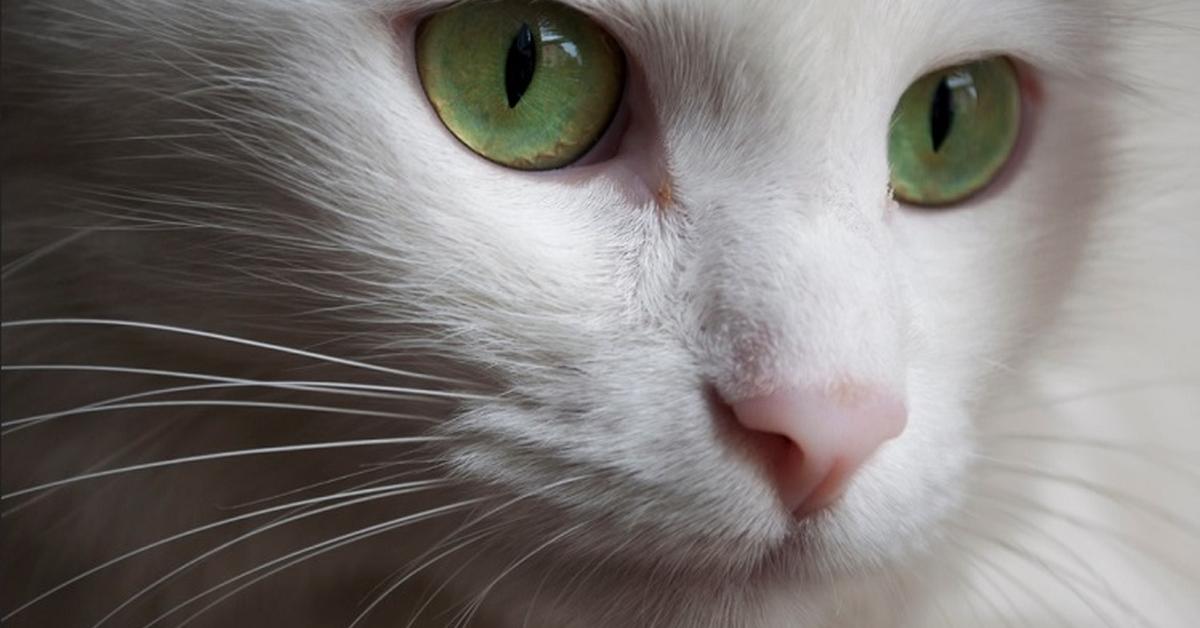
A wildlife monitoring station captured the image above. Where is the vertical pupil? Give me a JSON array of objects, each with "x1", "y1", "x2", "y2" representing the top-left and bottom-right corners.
[
  {"x1": 929, "y1": 77, "x2": 954, "y2": 152},
  {"x1": 505, "y1": 23, "x2": 536, "y2": 108}
]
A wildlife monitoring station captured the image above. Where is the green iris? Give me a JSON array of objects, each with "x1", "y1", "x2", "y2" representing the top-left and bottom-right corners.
[
  {"x1": 416, "y1": 0, "x2": 625, "y2": 170},
  {"x1": 888, "y1": 57, "x2": 1021, "y2": 206}
]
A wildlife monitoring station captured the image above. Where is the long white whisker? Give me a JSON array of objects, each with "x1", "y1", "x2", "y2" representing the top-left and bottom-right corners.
[
  {"x1": 0, "y1": 479, "x2": 447, "y2": 622},
  {"x1": 973, "y1": 456, "x2": 1200, "y2": 537},
  {"x1": 257, "y1": 467, "x2": 444, "y2": 529},
  {"x1": 1, "y1": 364, "x2": 495, "y2": 401},
  {"x1": 352, "y1": 475, "x2": 591, "y2": 627},
  {"x1": 219, "y1": 460, "x2": 441, "y2": 511},
  {"x1": 984, "y1": 432, "x2": 1200, "y2": 460},
  {"x1": 403, "y1": 530, "x2": 504, "y2": 628},
  {"x1": 1, "y1": 228, "x2": 96, "y2": 280},
  {"x1": 940, "y1": 535, "x2": 1046, "y2": 628},
  {"x1": 974, "y1": 487, "x2": 1200, "y2": 585},
  {"x1": 983, "y1": 432, "x2": 1200, "y2": 482},
  {"x1": 1, "y1": 420, "x2": 175, "y2": 518},
  {"x1": 544, "y1": 534, "x2": 635, "y2": 624},
  {"x1": 3, "y1": 396, "x2": 436, "y2": 432},
  {"x1": 89, "y1": 485, "x2": 468, "y2": 628},
  {"x1": 522, "y1": 553, "x2": 562, "y2": 628},
  {"x1": 0, "y1": 318, "x2": 472, "y2": 385},
  {"x1": 352, "y1": 522, "x2": 510, "y2": 628},
  {"x1": 951, "y1": 518, "x2": 1150, "y2": 628},
  {"x1": 955, "y1": 557, "x2": 1022, "y2": 628},
  {"x1": 968, "y1": 498, "x2": 1118, "y2": 599},
  {"x1": 983, "y1": 380, "x2": 1199, "y2": 417},
  {"x1": 147, "y1": 498, "x2": 488, "y2": 628},
  {"x1": 3, "y1": 387, "x2": 441, "y2": 434},
  {"x1": 3, "y1": 437, "x2": 448, "y2": 501},
  {"x1": 395, "y1": 475, "x2": 591, "y2": 587},
  {"x1": 951, "y1": 522, "x2": 1100, "y2": 628},
  {"x1": 451, "y1": 522, "x2": 587, "y2": 628}
]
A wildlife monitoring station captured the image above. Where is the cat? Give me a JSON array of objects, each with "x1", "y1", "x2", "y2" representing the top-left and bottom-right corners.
[{"x1": 2, "y1": 0, "x2": 1198, "y2": 627}]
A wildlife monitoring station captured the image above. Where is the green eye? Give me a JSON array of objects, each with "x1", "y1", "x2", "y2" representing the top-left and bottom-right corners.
[
  {"x1": 416, "y1": 0, "x2": 625, "y2": 170},
  {"x1": 887, "y1": 57, "x2": 1021, "y2": 206}
]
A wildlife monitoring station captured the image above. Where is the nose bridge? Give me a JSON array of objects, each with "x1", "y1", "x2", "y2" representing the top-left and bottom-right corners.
[
  {"x1": 658, "y1": 2, "x2": 903, "y2": 401},
  {"x1": 693, "y1": 202, "x2": 909, "y2": 518},
  {"x1": 696, "y1": 205, "x2": 904, "y2": 402}
]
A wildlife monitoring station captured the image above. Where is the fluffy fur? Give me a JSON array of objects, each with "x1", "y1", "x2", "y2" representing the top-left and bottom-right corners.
[{"x1": 2, "y1": 0, "x2": 1198, "y2": 626}]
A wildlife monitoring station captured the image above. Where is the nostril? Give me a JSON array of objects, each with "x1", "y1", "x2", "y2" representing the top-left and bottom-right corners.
[
  {"x1": 710, "y1": 388, "x2": 795, "y2": 482},
  {"x1": 724, "y1": 383, "x2": 907, "y2": 517}
]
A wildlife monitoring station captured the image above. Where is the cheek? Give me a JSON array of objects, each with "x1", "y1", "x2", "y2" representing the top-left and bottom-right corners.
[{"x1": 892, "y1": 67, "x2": 1105, "y2": 394}]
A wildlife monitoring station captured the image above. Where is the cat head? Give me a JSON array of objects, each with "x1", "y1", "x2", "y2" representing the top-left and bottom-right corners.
[
  {"x1": 2, "y1": 0, "x2": 1139, "y2": 623},
  {"x1": 360, "y1": 0, "x2": 1106, "y2": 586}
]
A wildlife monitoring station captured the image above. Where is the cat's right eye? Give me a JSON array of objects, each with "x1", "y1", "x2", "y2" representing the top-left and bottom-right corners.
[{"x1": 415, "y1": 0, "x2": 626, "y2": 171}]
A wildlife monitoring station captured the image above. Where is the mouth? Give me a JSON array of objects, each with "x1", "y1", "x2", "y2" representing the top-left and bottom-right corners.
[
  {"x1": 598, "y1": 520, "x2": 855, "y2": 594},
  {"x1": 444, "y1": 398, "x2": 928, "y2": 591},
  {"x1": 587, "y1": 502, "x2": 848, "y2": 586}
]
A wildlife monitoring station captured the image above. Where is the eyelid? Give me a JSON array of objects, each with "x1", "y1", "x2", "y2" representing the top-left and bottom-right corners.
[{"x1": 915, "y1": 50, "x2": 1011, "y2": 79}]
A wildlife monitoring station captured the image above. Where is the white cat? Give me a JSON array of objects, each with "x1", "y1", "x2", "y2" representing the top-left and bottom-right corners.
[{"x1": 2, "y1": 0, "x2": 1197, "y2": 627}]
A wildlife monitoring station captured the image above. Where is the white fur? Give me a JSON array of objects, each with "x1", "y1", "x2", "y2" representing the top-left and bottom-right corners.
[{"x1": 2, "y1": 0, "x2": 1198, "y2": 626}]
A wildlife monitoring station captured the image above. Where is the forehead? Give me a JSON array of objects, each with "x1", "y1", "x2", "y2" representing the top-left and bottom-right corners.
[
  {"x1": 543, "y1": 0, "x2": 1093, "y2": 184},
  {"x1": 566, "y1": 0, "x2": 1086, "y2": 78}
]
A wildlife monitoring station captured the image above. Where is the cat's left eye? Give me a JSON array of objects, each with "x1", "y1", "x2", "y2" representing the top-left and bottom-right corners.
[
  {"x1": 888, "y1": 57, "x2": 1022, "y2": 206},
  {"x1": 415, "y1": 0, "x2": 626, "y2": 171}
]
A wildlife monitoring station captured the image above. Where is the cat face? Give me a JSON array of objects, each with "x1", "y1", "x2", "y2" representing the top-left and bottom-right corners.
[
  {"x1": 379, "y1": 0, "x2": 1101, "y2": 590},
  {"x1": 2, "y1": 0, "x2": 1130, "y2": 625}
]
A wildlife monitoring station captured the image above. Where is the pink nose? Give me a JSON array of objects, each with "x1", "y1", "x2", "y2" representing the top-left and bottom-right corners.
[{"x1": 729, "y1": 384, "x2": 907, "y2": 517}]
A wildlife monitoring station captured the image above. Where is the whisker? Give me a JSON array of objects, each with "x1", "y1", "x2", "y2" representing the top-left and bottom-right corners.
[
  {"x1": 451, "y1": 522, "x2": 588, "y2": 628},
  {"x1": 219, "y1": 459, "x2": 442, "y2": 511},
  {"x1": 257, "y1": 467, "x2": 445, "y2": 530},
  {"x1": 894, "y1": 558, "x2": 960, "y2": 628},
  {"x1": 952, "y1": 522, "x2": 1110, "y2": 628},
  {"x1": 351, "y1": 521, "x2": 511, "y2": 628},
  {"x1": 941, "y1": 534, "x2": 1065, "y2": 627},
  {"x1": 89, "y1": 484, "x2": 468, "y2": 628},
  {"x1": 545, "y1": 534, "x2": 635, "y2": 622},
  {"x1": 398, "y1": 475, "x2": 591, "y2": 582},
  {"x1": 954, "y1": 555, "x2": 1023, "y2": 628},
  {"x1": 1, "y1": 363, "x2": 497, "y2": 401},
  {"x1": 1, "y1": 228, "x2": 96, "y2": 280},
  {"x1": 0, "y1": 318, "x2": 474, "y2": 386},
  {"x1": 354, "y1": 475, "x2": 591, "y2": 627},
  {"x1": 953, "y1": 563, "x2": 993, "y2": 628},
  {"x1": 983, "y1": 432, "x2": 1200, "y2": 460},
  {"x1": 403, "y1": 528, "x2": 505, "y2": 628},
  {"x1": 521, "y1": 561, "x2": 559, "y2": 628},
  {"x1": 951, "y1": 517, "x2": 1150, "y2": 628},
  {"x1": 3, "y1": 394, "x2": 440, "y2": 435},
  {"x1": 145, "y1": 497, "x2": 488, "y2": 628},
  {"x1": 982, "y1": 432, "x2": 1200, "y2": 482},
  {"x1": 0, "y1": 420, "x2": 175, "y2": 518},
  {"x1": 982, "y1": 379, "x2": 1199, "y2": 417},
  {"x1": 973, "y1": 487, "x2": 1200, "y2": 586},
  {"x1": 3, "y1": 437, "x2": 449, "y2": 502},
  {"x1": 0, "y1": 479, "x2": 447, "y2": 622},
  {"x1": 973, "y1": 456, "x2": 1200, "y2": 538},
  {"x1": 966, "y1": 497, "x2": 1119, "y2": 599}
]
